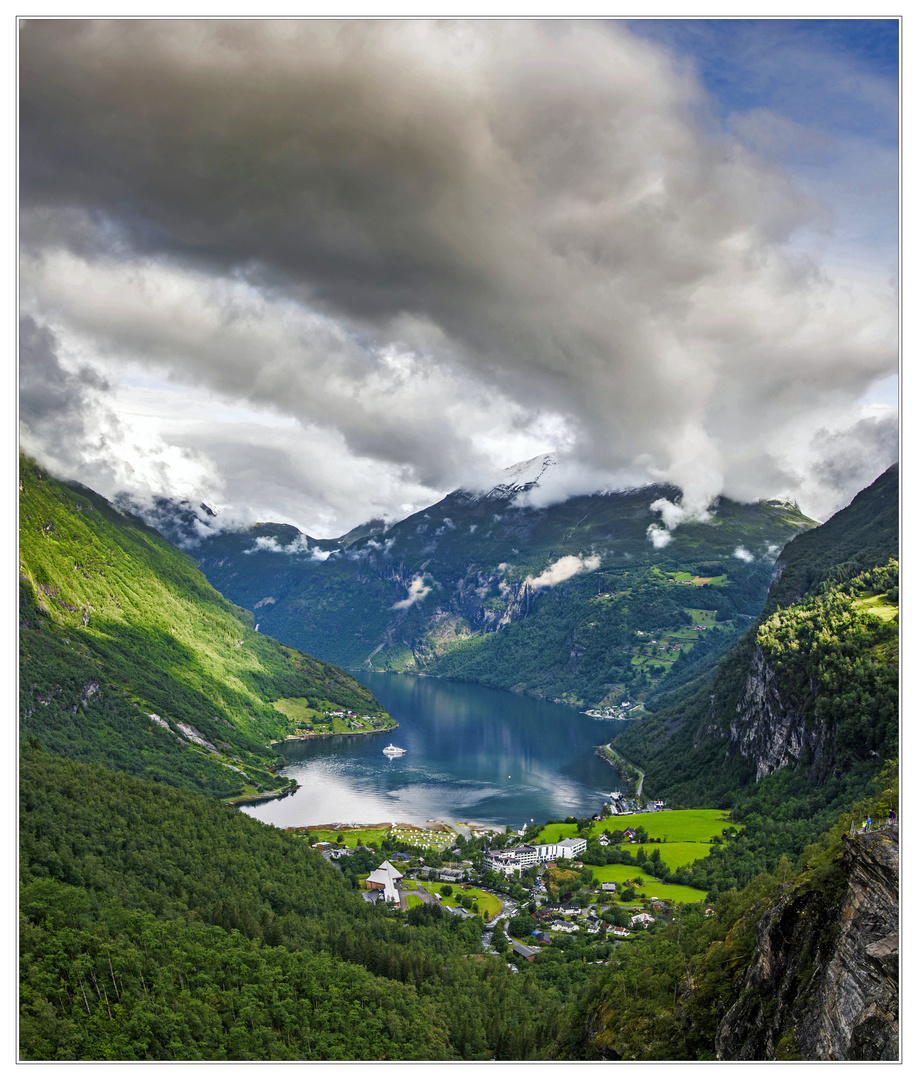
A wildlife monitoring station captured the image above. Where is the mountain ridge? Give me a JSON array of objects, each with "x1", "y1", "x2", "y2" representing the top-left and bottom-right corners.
[{"x1": 150, "y1": 463, "x2": 817, "y2": 708}]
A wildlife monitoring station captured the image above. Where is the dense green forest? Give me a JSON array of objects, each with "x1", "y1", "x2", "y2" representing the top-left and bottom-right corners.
[
  {"x1": 19, "y1": 748, "x2": 569, "y2": 1060},
  {"x1": 19, "y1": 745, "x2": 898, "y2": 1060},
  {"x1": 19, "y1": 454, "x2": 393, "y2": 800}
]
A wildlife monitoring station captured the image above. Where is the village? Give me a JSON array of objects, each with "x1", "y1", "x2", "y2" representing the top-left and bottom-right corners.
[
  {"x1": 273, "y1": 704, "x2": 397, "y2": 742},
  {"x1": 298, "y1": 806, "x2": 722, "y2": 968}
]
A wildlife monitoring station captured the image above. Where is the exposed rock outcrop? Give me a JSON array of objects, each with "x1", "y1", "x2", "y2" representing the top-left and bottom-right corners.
[
  {"x1": 716, "y1": 825, "x2": 899, "y2": 1060},
  {"x1": 727, "y1": 644, "x2": 835, "y2": 782}
]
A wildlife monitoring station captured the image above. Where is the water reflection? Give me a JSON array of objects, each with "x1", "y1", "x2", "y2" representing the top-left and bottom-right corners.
[{"x1": 241, "y1": 672, "x2": 627, "y2": 830}]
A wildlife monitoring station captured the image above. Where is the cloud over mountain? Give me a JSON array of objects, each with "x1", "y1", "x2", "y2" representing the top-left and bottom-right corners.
[{"x1": 19, "y1": 20, "x2": 897, "y2": 533}]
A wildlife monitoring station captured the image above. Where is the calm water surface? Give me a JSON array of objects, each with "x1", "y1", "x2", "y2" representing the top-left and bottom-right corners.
[{"x1": 241, "y1": 672, "x2": 627, "y2": 830}]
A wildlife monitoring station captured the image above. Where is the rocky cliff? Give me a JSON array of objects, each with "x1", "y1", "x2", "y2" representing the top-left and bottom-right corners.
[
  {"x1": 726, "y1": 643, "x2": 835, "y2": 783},
  {"x1": 716, "y1": 825, "x2": 899, "y2": 1060}
]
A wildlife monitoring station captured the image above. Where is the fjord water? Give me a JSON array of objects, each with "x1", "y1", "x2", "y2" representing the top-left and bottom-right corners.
[{"x1": 241, "y1": 671, "x2": 627, "y2": 831}]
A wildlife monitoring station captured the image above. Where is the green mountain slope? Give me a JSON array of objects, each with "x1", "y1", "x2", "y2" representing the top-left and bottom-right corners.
[
  {"x1": 19, "y1": 747, "x2": 565, "y2": 1060},
  {"x1": 175, "y1": 461, "x2": 816, "y2": 708},
  {"x1": 19, "y1": 455, "x2": 394, "y2": 800},
  {"x1": 613, "y1": 465, "x2": 899, "y2": 806}
]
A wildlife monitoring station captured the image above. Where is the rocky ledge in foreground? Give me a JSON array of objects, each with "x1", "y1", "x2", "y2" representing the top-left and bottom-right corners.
[{"x1": 716, "y1": 825, "x2": 899, "y2": 1061}]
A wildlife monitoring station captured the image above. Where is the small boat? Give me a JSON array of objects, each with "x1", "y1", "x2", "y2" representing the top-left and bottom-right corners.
[{"x1": 383, "y1": 743, "x2": 406, "y2": 757}]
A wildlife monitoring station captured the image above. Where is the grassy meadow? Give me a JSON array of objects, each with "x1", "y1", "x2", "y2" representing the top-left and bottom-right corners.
[
  {"x1": 588, "y1": 864, "x2": 708, "y2": 904},
  {"x1": 535, "y1": 808, "x2": 732, "y2": 847},
  {"x1": 590, "y1": 808, "x2": 734, "y2": 842},
  {"x1": 286, "y1": 826, "x2": 391, "y2": 848}
]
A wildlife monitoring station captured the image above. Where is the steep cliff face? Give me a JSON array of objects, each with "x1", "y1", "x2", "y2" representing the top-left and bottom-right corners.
[
  {"x1": 726, "y1": 644, "x2": 835, "y2": 782},
  {"x1": 716, "y1": 825, "x2": 899, "y2": 1061}
]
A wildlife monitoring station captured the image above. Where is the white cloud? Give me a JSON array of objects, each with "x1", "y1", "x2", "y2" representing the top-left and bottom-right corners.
[
  {"x1": 392, "y1": 575, "x2": 432, "y2": 610},
  {"x1": 524, "y1": 554, "x2": 601, "y2": 590},
  {"x1": 733, "y1": 546, "x2": 755, "y2": 563},
  {"x1": 647, "y1": 524, "x2": 673, "y2": 550},
  {"x1": 243, "y1": 534, "x2": 324, "y2": 558}
]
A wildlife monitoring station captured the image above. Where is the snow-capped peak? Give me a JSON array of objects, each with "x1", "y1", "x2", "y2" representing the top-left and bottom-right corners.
[{"x1": 461, "y1": 453, "x2": 558, "y2": 501}]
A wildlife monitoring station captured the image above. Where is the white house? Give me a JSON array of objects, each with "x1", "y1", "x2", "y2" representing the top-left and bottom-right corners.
[{"x1": 365, "y1": 860, "x2": 403, "y2": 903}]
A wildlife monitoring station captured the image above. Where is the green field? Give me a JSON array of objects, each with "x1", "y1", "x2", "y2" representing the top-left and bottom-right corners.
[
  {"x1": 852, "y1": 593, "x2": 898, "y2": 622},
  {"x1": 536, "y1": 809, "x2": 732, "y2": 848},
  {"x1": 590, "y1": 808, "x2": 734, "y2": 843},
  {"x1": 291, "y1": 826, "x2": 391, "y2": 848},
  {"x1": 590, "y1": 864, "x2": 708, "y2": 904},
  {"x1": 628, "y1": 883, "x2": 708, "y2": 904},
  {"x1": 421, "y1": 882, "x2": 502, "y2": 919},
  {"x1": 273, "y1": 696, "x2": 320, "y2": 722},
  {"x1": 535, "y1": 823, "x2": 585, "y2": 844},
  {"x1": 590, "y1": 862, "x2": 645, "y2": 884},
  {"x1": 664, "y1": 572, "x2": 729, "y2": 587},
  {"x1": 631, "y1": 841, "x2": 715, "y2": 869},
  {"x1": 684, "y1": 608, "x2": 718, "y2": 623}
]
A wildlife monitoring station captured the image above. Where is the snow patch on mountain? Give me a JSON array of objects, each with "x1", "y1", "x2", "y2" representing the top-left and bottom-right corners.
[
  {"x1": 460, "y1": 451, "x2": 658, "y2": 513},
  {"x1": 460, "y1": 453, "x2": 558, "y2": 502}
]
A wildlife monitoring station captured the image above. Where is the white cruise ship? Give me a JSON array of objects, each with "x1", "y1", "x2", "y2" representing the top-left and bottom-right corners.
[{"x1": 382, "y1": 744, "x2": 406, "y2": 757}]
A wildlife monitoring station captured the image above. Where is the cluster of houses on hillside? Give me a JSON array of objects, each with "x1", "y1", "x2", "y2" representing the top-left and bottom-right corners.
[
  {"x1": 313, "y1": 841, "x2": 351, "y2": 860},
  {"x1": 324, "y1": 709, "x2": 387, "y2": 730},
  {"x1": 508, "y1": 901, "x2": 668, "y2": 960}
]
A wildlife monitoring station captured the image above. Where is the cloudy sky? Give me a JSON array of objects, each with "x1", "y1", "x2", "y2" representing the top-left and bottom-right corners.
[{"x1": 19, "y1": 18, "x2": 899, "y2": 537}]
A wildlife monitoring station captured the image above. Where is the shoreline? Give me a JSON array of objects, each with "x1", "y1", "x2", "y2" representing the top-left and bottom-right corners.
[
  {"x1": 302, "y1": 819, "x2": 455, "y2": 833},
  {"x1": 229, "y1": 782, "x2": 301, "y2": 806},
  {"x1": 286, "y1": 817, "x2": 504, "y2": 836},
  {"x1": 271, "y1": 721, "x2": 399, "y2": 746},
  {"x1": 595, "y1": 743, "x2": 645, "y2": 799}
]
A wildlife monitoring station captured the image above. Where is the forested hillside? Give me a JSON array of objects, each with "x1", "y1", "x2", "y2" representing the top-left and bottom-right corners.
[
  {"x1": 19, "y1": 455, "x2": 393, "y2": 801},
  {"x1": 612, "y1": 465, "x2": 898, "y2": 808},
  {"x1": 19, "y1": 748, "x2": 565, "y2": 1060},
  {"x1": 20, "y1": 746, "x2": 898, "y2": 1061},
  {"x1": 556, "y1": 763, "x2": 898, "y2": 1060}
]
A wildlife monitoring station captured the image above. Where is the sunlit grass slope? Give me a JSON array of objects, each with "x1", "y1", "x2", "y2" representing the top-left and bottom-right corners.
[{"x1": 19, "y1": 455, "x2": 393, "y2": 800}]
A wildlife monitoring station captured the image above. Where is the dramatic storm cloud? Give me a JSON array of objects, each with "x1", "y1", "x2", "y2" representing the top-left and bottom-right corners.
[{"x1": 19, "y1": 19, "x2": 898, "y2": 535}]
